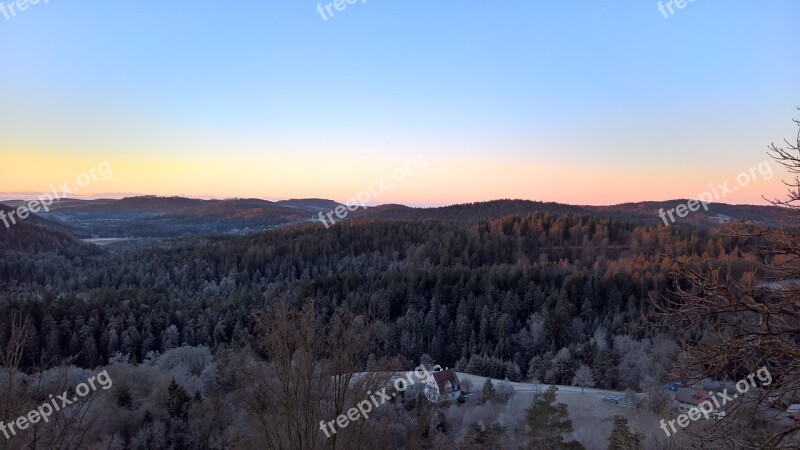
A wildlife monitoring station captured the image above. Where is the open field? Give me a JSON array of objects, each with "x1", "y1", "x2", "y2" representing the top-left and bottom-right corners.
[{"x1": 455, "y1": 373, "x2": 687, "y2": 450}]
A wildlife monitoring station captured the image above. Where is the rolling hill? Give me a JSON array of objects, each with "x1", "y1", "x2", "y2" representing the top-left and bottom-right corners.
[
  {"x1": 1, "y1": 197, "x2": 794, "y2": 241},
  {"x1": 355, "y1": 199, "x2": 794, "y2": 228}
]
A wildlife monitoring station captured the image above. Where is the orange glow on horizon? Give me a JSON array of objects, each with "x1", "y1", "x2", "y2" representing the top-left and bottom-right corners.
[{"x1": 0, "y1": 150, "x2": 787, "y2": 206}]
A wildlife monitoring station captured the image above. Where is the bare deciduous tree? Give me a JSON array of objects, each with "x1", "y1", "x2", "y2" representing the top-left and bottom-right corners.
[
  {"x1": 0, "y1": 314, "x2": 103, "y2": 450},
  {"x1": 240, "y1": 299, "x2": 394, "y2": 450},
  {"x1": 656, "y1": 115, "x2": 800, "y2": 449},
  {"x1": 0, "y1": 314, "x2": 31, "y2": 450}
]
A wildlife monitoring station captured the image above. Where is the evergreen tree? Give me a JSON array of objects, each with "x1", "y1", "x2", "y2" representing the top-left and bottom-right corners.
[
  {"x1": 607, "y1": 416, "x2": 644, "y2": 450},
  {"x1": 166, "y1": 378, "x2": 191, "y2": 419},
  {"x1": 480, "y1": 378, "x2": 495, "y2": 404},
  {"x1": 462, "y1": 423, "x2": 507, "y2": 449},
  {"x1": 117, "y1": 387, "x2": 133, "y2": 409},
  {"x1": 524, "y1": 385, "x2": 583, "y2": 449}
]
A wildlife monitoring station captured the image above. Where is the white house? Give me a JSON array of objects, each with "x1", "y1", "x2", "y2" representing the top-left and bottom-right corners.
[{"x1": 423, "y1": 369, "x2": 462, "y2": 403}]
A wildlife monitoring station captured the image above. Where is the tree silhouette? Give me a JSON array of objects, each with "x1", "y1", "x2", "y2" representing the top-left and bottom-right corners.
[{"x1": 524, "y1": 385, "x2": 583, "y2": 449}]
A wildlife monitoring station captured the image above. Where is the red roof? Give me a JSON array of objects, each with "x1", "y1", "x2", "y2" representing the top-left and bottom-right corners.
[
  {"x1": 431, "y1": 369, "x2": 461, "y2": 394},
  {"x1": 675, "y1": 387, "x2": 710, "y2": 405}
]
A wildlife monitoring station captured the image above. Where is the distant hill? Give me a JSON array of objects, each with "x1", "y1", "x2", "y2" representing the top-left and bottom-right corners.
[
  {"x1": 0, "y1": 203, "x2": 102, "y2": 255},
  {"x1": 353, "y1": 200, "x2": 592, "y2": 222},
  {"x1": 2, "y1": 196, "x2": 793, "y2": 241},
  {"x1": 355, "y1": 199, "x2": 794, "y2": 228},
  {"x1": 35, "y1": 196, "x2": 314, "y2": 217},
  {"x1": 587, "y1": 200, "x2": 793, "y2": 227},
  {"x1": 5, "y1": 196, "x2": 344, "y2": 238},
  {"x1": 276, "y1": 198, "x2": 342, "y2": 211}
]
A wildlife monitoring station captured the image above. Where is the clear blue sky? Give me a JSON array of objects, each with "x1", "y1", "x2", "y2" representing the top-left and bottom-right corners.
[{"x1": 1, "y1": 1, "x2": 799, "y2": 205}]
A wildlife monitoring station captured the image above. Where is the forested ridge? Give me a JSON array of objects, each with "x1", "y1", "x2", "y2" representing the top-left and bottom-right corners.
[{"x1": 0, "y1": 213, "x2": 764, "y2": 391}]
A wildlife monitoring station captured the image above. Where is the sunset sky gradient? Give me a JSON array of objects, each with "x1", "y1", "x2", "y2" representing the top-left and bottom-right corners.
[{"x1": 1, "y1": 1, "x2": 799, "y2": 206}]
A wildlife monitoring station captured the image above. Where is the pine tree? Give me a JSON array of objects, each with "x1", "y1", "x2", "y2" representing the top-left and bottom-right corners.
[
  {"x1": 607, "y1": 416, "x2": 643, "y2": 450},
  {"x1": 117, "y1": 387, "x2": 133, "y2": 409},
  {"x1": 480, "y1": 378, "x2": 495, "y2": 404},
  {"x1": 462, "y1": 423, "x2": 507, "y2": 449},
  {"x1": 166, "y1": 378, "x2": 190, "y2": 418},
  {"x1": 524, "y1": 385, "x2": 583, "y2": 449},
  {"x1": 593, "y1": 348, "x2": 614, "y2": 389}
]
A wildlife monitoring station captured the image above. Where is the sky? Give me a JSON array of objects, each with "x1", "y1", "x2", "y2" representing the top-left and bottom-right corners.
[{"x1": 1, "y1": 0, "x2": 799, "y2": 206}]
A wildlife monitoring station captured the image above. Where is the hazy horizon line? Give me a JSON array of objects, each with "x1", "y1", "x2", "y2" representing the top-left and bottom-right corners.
[{"x1": 0, "y1": 192, "x2": 782, "y2": 209}]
